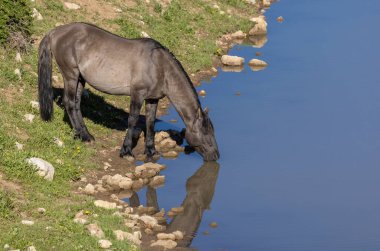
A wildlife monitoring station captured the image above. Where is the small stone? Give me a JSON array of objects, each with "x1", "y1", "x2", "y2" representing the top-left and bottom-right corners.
[
  {"x1": 198, "y1": 90, "x2": 206, "y2": 96},
  {"x1": 64, "y1": 2, "x2": 81, "y2": 10},
  {"x1": 15, "y1": 142, "x2": 23, "y2": 150},
  {"x1": 209, "y1": 221, "x2": 218, "y2": 228},
  {"x1": 37, "y1": 208, "x2": 46, "y2": 214},
  {"x1": 87, "y1": 223, "x2": 105, "y2": 238},
  {"x1": 26, "y1": 246, "x2": 37, "y2": 251},
  {"x1": 149, "y1": 175, "x2": 165, "y2": 187},
  {"x1": 32, "y1": 8, "x2": 43, "y2": 20},
  {"x1": 262, "y1": 0, "x2": 271, "y2": 7},
  {"x1": 21, "y1": 220, "x2": 34, "y2": 225},
  {"x1": 53, "y1": 137, "x2": 64, "y2": 147},
  {"x1": 24, "y1": 114, "x2": 35, "y2": 123},
  {"x1": 248, "y1": 58, "x2": 268, "y2": 67},
  {"x1": 172, "y1": 230, "x2": 184, "y2": 240},
  {"x1": 169, "y1": 119, "x2": 177, "y2": 123},
  {"x1": 203, "y1": 231, "x2": 210, "y2": 235},
  {"x1": 249, "y1": 16, "x2": 268, "y2": 35},
  {"x1": 14, "y1": 69, "x2": 21, "y2": 79},
  {"x1": 277, "y1": 16, "x2": 284, "y2": 22},
  {"x1": 114, "y1": 8, "x2": 122, "y2": 13},
  {"x1": 98, "y1": 240, "x2": 112, "y2": 249},
  {"x1": 52, "y1": 75, "x2": 59, "y2": 83},
  {"x1": 231, "y1": 30, "x2": 246, "y2": 39},
  {"x1": 73, "y1": 210, "x2": 88, "y2": 224},
  {"x1": 255, "y1": 52, "x2": 262, "y2": 56},
  {"x1": 94, "y1": 200, "x2": 117, "y2": 209},
  {"x1": 141, "y1": 31, "x2": 150, "y2": 38},
  {"x1": 15, "y1": 52, "x2": 22, "y2": 62},
  {"x1": 151, "y1": 239, "x2": 177, "y2": 249},
  {"x1": 26, "y1": 157, "x2": 55, "y2": 181},
  {"x1": 159, "y1": 138, "x2": 177, "y2": 149},
  {"x1": 84, "y1": 183, "x2": 95, "y2": 195},
  {"x1": 152, "y1": 224, "x2": 166, "y2": 232},
  {"x1": 221, "y1": 55, "x2": 244, "y2": 66},
  {"x1": 30, "y1": 101, "x2": 39, "y2": 109},
  {"x1": 162, "y1": 151, "x2": 178, "y2": 158},
  {"x1": 139, "y1": 215, "x2": 158, "y2": 228},
  {"x1": 157, "y1": 233, "x2": 176, "y2": 241}
]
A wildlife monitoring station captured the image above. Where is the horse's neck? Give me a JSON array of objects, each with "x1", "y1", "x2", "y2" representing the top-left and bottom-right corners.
[{"x1": 164, "y1": 65, "x2": 200, "y2": 128}]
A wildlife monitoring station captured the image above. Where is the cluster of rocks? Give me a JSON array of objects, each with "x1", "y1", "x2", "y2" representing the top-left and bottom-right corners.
[
  {"x1": 154, "y1": 131, "x2": 184, "y2": 159},
  {"x1": 81, "y1": 162, "x2": 166, "y2": 196}
]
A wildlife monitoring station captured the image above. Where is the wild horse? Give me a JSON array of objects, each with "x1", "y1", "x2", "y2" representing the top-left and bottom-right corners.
[{"x1": 38, "y1": 23, "x2": 219, "y2": 161}]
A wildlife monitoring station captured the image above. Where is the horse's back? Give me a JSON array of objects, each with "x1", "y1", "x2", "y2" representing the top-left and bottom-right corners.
[{"x1": 49, "y1": 23, "x2": 166, "y2": 97}]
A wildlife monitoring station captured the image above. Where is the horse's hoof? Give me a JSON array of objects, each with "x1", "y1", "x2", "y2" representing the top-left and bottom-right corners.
[{"x1": 145, "y1": 153, "x2": 160, "y2": 163}]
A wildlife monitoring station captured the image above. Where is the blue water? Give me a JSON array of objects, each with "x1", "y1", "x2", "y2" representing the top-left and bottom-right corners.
[{"x1": 135, "y1": 1, "x2": 380, "y2": 250}]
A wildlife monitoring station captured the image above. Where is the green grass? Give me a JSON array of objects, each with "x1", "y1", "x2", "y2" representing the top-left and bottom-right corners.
[{"x1": 0, "y1": 0, "x2": 258, "y2": 249}]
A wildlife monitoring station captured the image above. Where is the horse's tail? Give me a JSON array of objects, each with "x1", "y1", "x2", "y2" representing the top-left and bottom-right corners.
[{"x1": 38, "y1": 33, "x2": 53, "y2": 121}]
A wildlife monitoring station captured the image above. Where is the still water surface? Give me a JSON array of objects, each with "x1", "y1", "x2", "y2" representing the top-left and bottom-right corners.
[{"x1": 133, "y1": 1, "x2": 380, "y2": 250}]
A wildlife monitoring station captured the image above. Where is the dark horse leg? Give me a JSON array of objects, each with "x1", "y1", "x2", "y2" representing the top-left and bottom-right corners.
[
  {"x1": 145, "y1": 99, "x2": 158, "y2": 160},
  {"x1": 62, "y1": 70, "x2": 93, "y2": 141},
  {"x1": 120, "y1": 93, "x2": 144, "y2": 159},
  {"x1": 74, "y1": 79, "x2": 94, "y2": 141}
]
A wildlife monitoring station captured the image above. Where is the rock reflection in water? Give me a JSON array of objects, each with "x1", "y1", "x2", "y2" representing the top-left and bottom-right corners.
[
  {"x1": 127, "y1": 161, "x2": 220, "y2": 250},
  {"x1": 249, "y1": 34, "x2": 268, "y2": 48}
]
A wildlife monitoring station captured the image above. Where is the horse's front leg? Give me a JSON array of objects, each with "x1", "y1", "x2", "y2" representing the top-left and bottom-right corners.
[
  {"x1": 145, "y1": 99, "x2": 159, "y2": 161},
  {"x1": 120, "y1": 94, "x2": 144, "y2": 160}
]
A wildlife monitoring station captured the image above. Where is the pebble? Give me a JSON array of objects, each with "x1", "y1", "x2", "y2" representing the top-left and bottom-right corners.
[
  {"x1": 15, "y1": 142, "x2": 23, "y2": 150},
  {"x1": 151, "y1": 239, "x2": 177, "y2": 249},
  {"x1": 32, "y1": 8, "x2": 43, "y2": 20},
  {"x1": 231, "y1": 30, "x2": 246, "y2": 39},
  {"x1": 53, "y1": 137, "x2": 64, "y2": 147},
  {"x1": 94, "y1": 200, "x2": 117, "y2": 209},
  {"x1": 84, "y1": 183, "x2": 95, "y2": 195},
  {"x1": 162, "y1": 151, "x2": 179, "y2": 158},
  {"x1": 141, "y1": 31, "x2": 150, "y2": 38},
  {"x1": 52, "y1": 75, "x2": 59, "y2": 83},
  {"x1": 37, "y1": 208, "x2": 46, "y2": 214},
  {"x1": 87, "y1": 223, "x2": 105, "y2": 238},
  {"x1": 248, "y1": 58, "x2": 268, "y2": 67},
  {"x1": 98, "y1": 240, "x2": 112, "y2": 249},
  {"x1": 149, "y1": 175, "x2": 165, "y2": 187},
  {"x1": 24, "y1": 114, "x2": 35, "y2": 123},
  {"x1": 26, "y1": 157, "x2": 55, "y2": 181},
  {"x1": 255, "y1": 51, "x2": 262, "y2": 56},
  {"x1": 21, "y1": 220, "x2": 35, "y2": 226},
  {"x1": 172, "y1": 230, "x2": 184, "y2": 240},
  {"x1": 14, "y1": 69, "x2": 21, "y2": 79},
  {"x1": 15, "y1": 52, "x2": 22, "y2": 62},
  {"x1": 73, "y1": 210, "x2": 88, "y2": 224},
  {"x1": 277, "y1": 16, "x2": 284, "y2": 22},
  {"x1": 30, "y1": 101, "x2": 39, "y2": 109},
  {"x1": 221, "y1": 55, "x2": 244, "y2": 66},
  {"x1": 26, "y1": 246, "x2": 37, "y2": 251},
  {"x1": 139, "y1": 215, "x2": 158, "y2": 228},
  {"x1": 64, "y1": 2, "x2": 81, "y2": 10},
  {"x1": 198, "y1": 90, "x2": 206, "y2": 96},
  {"x1": 157, "y1": 233, "x2": 176, "y2": 241},
  {"x1": 209, "y1": 221, "x2": 218, "y2": 228}
]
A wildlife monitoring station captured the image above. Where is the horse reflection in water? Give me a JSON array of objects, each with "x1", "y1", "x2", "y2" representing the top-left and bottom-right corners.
[{"x1": 127, "y1": 161, "x2": 220, "y2": 250}]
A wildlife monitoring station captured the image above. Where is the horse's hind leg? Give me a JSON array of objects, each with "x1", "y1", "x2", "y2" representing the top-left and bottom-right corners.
[
  {"x1": 62, "y1": 71, "x2": 92, "y2": 141},
  {"x1": 145, "y1": 99, "x2": 158, "y2": 160},
  {"x1": 120, "y1": 94, "x2": 144, "y2": 160},
  {"x1": 73, "y1": 79, "x2": 94, "y2": 141}
]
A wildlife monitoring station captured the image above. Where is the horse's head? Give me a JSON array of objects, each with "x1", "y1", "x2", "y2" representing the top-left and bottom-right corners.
[{"x1": 184, "y1": 108, "x2": 220, "y2": 161}]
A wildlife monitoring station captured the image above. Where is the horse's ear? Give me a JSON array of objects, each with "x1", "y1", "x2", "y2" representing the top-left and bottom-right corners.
[{"x1": 204, "y1": 107, "x2": 209, "y2": 115}]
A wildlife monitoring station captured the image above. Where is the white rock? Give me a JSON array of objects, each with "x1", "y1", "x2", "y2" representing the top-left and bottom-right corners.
[
  {"x1": 15, "y1": 142, "x2": 23, "y2": 150},
  {"x1": 98, "y1": 240, "x2": 112, "y2": 249},
  {"x1": 245, "y1": 0, "x2": 256, "y2": 4},
  {"x1": 262, "y1": 0, "x2": 271, "y2": 7},
  {"x1": 52, "y1": 75, "x2": 59, "y2": 83},
  {"x1": 231, "y1": 30, "x2": 246, "y2": 39},
  {"x1": 32, "y1": 8, "x2": 43, "y2": 20},
  {"x1": 151, "y1": 239, "x2": 177, "y2": 249},
  {"x1": 157, "y1": 233, "x2": 176, "y2": 240},
  {"x1": 162, "y1": 151, "x2": 178, "y2": 158},
  {"x1": 249, "y1": 16, "x2": 267, "y2": 35},
  {"x1": 4, "y1": 244, "x2": 10, "y2": 250},
  {"x1": 141, "y1": 31, "x2": 150, "y2": 38},
  {"x1": 119, "y1": 178, "x2": 133, "y2": 189},
  {"x1": 14, "y1": 69, "x2": 21, "y2": 79},
  {"x1": 172, "y1": 230, "x2": 184, "y2": 240},
  {"x1": 24, "y1": 114, "x2": 35, "y2": 123},
  {"x1": 53, "y1": 137, "x2": 64, "y2": 147},
  {"x1": 221, "y1": 55, "x2": 244, "y2": 66},
  {"x1": 21, "y1": 220, "x2": 35, "y2": 225},
  {"x1": 159, "y1": 138, "x2": 176, "y2": 149},
  {"x1": 26, "y1": 157, "x2": 55, "y2": 181},
  {"x1": 37, "y1": 208, "x2": 46, "y2": 214},
  {"x1": 73, "y1": 210, "x2": 88, "y2": 224},
  {"x1": 248, "y1": 59, "x2": 268, "y2": 67},
  {"x1": 64, "y1": 2, "x2": 81, "y2": 10},
  {"x1": 114, "y1": 8, "x2": 122, "y2": 13},
  {"x1": 114, "y1": 230, "x2": 142, "y2": 245},
  {"x1": 26, "y1": 246, "x2": 37, "y2": 251},
  {"x1": 84, "y1": 183, "x2": 95, "y2": 195},
  {"x1": 30, "y1": 101, "x2": 39, "y2": 109},
  {"x1": 155, "y1": 131, "x2": 170, "y2": 142},
  {"x1": 149, "y1": 175, "x2": 165, "y2": 187},
  {"x1": 139, "y1": 215, "x2": 158, "y2": 228},
  {"x1": 15, "y1": 52, "x2": 22, "y2": 62},
  {"x1": 94, "y1": 200, "x2": 117, "y2": 209},
  {"x1": 87, "y1": 223, "x2": 105, "y2": 238}
]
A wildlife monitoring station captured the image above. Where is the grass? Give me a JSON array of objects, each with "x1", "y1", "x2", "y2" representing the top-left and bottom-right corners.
[{"x1": 0, "y1": 0, "x2": 258, "y2": 250}]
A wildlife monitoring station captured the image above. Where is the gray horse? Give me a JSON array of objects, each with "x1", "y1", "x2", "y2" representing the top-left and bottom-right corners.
[{"x1": 38, "y1": 22, "x2": 219, "y2": 161}]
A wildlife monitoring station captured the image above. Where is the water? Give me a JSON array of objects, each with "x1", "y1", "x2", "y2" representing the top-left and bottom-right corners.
[{"x1": 133, "y1": 1, "x2": 380, "y2": 250}]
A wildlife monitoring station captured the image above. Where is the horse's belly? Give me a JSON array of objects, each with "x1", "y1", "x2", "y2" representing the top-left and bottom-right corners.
[{"x1": 81, "y1": 69, "x2": 130, "y2": 95}]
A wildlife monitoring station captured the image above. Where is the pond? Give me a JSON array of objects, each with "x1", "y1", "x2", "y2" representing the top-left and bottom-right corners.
[{"x1": 130, "y1": 0, "x2": 380, "y2": 250}]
